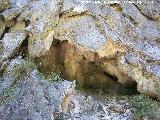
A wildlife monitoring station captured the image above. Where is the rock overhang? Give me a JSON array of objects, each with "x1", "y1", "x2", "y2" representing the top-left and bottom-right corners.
[{"x1": 0, "y1": 0, "x2": 160, "y2": 99}]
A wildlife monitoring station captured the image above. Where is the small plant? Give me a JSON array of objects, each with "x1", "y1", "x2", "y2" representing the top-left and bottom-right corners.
[
  {"x1": 47, "y1": 73, "x2": 63, "y2": 83},
  {"x1": 75, "y1": 82, "x2": 104, "y2": 95},
  {"x1": 11, "y1": 59, "x2": 37, "y2": 81},
  {"x1": 128, "y1": 94, "x2": 160, "y2": 120}
]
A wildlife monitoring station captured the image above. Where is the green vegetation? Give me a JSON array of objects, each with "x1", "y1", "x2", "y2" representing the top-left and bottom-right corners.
[
  {"x1": 128, "y1": 94, "x2": 160, "y2": 120},
  {"x1": 76, "y1": 82, "x2": 110, "y2": 96},
  {"x1": 76, "y1": 83, "x2": 160, "y2": 120},
  {"x1": 46, "y1": 73, "x2": 63, "y2": 83},
  {"x1": 11, "y1": 58, "x2": 37, "y2": 81},
  {"x1": 0, "y1": 58, "x2": 37, "y2": 106}
]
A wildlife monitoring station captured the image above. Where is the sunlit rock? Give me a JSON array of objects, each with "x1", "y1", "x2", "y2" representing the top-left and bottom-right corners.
[
  {"x1": 0, "y1": 0, "x2": 160, "y2": 101},
  {"x1": 1, "y1": 32, "x2": 27, "y2": 61},
  {"x1": 0, "y1": 57, "x2": 76, "y2": 119}
]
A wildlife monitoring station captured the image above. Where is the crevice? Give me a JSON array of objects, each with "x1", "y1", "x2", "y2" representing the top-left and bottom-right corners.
[
  {"x1": 0, "y1": 27, "x2": 9, "y2": 40},
  {"x1": 0, "y1": 35, "x2": 29, "y2": 76},
  {"x1": 13, "y1": 14, "x2": 20, "y2": 23},
  {"x1": 24, "y1": 20, "x2": 30, "y2": 27},
  {"x1": 59, "y1": 11, "x2": 91, "y2": 19},
  {"x1": 133, "y1": 3, "x2": 157, "y2": 21},
  {"x1": 103, "y1": 71, "x2": 118, "y2": 82},
  {"x1": 155, "y1": 38, "x2": 160, "y2": 45},
  {"x1": 122, "y1": 13, "x2": 138, "y2": 26},
  {"x1": 18, "y1": 35, "x2": 29, "y2": 59}
]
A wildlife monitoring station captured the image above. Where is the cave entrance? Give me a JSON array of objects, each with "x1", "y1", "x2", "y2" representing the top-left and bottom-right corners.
[{"x1": 35, "y1": 40, "x2": 138, "y2": 96}]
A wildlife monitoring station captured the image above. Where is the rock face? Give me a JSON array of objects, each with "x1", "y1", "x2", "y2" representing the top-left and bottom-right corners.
[
  {"x1": 65, "y1": 93, "x2": 133, "y2": 120},
  {"x1": 0, "y1": 57, "x2": 135, "y2": 120},
  {"x1": 0, "y1": 58, "x2": 76, "y2": 119},
  {"x1": 0, "y1": 0, "x2": 160, "y2": 101}
]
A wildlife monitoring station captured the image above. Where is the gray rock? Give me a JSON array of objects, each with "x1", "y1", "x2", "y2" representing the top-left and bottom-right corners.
[
  {"x1": 17, "y1": 0, "x2": 61, "y2": 57},
  {"x1": 55, "y1": 15, "x2": 107, "y2": 52},
  {"x1": 1, "y1": 32, "x2": 27, "y2": 61},
  {"x1": 53, "y1": 1, "x2": 160, "y2": 98},
  {"x1": 0, "y1": 58, "x2": 76, "y2": 120},
  {"x1": 1, "y1": 0, "x2": 32, "y2": 20},
  {"x1": 64, "y1": 93, "x2": 133, "y2": 120},
  {"x1": 2, "y1": 8, "x2": 21, "y2": 20},
  {"x1": 0, "y1": 0, "x2": 160, "y2": 114},
  {"x1": 134, "y1": 0, "x2": 160, "y2": 20},
  {"x1": 0, "y1": 57, "x2": 134, "y2": 120}
]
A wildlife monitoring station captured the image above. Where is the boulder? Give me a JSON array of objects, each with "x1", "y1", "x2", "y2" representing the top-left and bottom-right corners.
[
  {"x1": 0, "y1": 32, "x2": 27, "y2": 62},
  {"x1": 53, "y1": 1, "x2": 160, "y2": 98},
  {"x1": 18, "y1": 0, "x2": 61, "y2": 57},
  {"x1": 0, "y1": 57, "x2": 76, "y2": 119}
]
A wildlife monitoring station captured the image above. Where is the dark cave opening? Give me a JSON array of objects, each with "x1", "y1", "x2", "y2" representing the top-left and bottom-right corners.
[
  {"x1": 33, "y1": 40, "x2": 139, "y2": 96},
  {"x1": 18, "y1": 38, "x2": 139, "y2": 96}
]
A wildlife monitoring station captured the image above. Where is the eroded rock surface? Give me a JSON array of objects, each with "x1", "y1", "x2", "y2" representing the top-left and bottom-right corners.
[
  {"x1": 0, "y1": 57, "x2": 134, "y2": 120},
  {"x1": 0, "y1": 58, "x2": 76, "y2": 120},
  {"x1": 0, "y1": 0, "x2": 160, "y2": 103},
  {"x1": 64, "y1": 93, "x2": 133, "y2": 120}
]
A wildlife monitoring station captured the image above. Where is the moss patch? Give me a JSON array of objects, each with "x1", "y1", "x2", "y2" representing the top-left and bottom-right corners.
[{"x1": 128, "y1": 94, "x2": 160, "y2": 119}]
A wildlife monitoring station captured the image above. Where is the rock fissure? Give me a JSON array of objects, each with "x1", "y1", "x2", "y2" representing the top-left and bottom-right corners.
[{"x1": 133, "y1": 3, "x2": 159, "y2": 21}]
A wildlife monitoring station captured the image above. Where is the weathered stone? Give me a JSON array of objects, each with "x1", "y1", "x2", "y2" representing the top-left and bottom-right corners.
[
  {"x1": 20, "y1": 0, "x2": 159, "y2": 98},
  {"x1": 0, "y1": 0, "x2": 9, "y2": 11},
  {"x1": 28, "y1": 30, "x2": 55, "y2": 57},
  {"x1": 1, "y1": 32, "x2": 27, "y2": 61},
  {"x1": 1, "y1": 0, "x2": 32, "y2": 20},
  {"x1": 118, "y1": 52, "x2": 160, "y2": 98},
  {"x1": 55, "y1": 15, "x2": 107, "y2": 52},
  {"x1": 0, "y1": 57, "x2": 135, "y2": 120},
  {"x1": 0, "y1": 0, "x2": 160, "y2": 105},
  {"x1": 9, "y1": 22, "x2": 25, "y2": 32},
  {"x1": 0, "y1": 19, "x2": 5, "y2": 38},
  {"x1": 53, "y1": 1, "x2": 160, "y2": 98},
  {"x1": 134, "y1": 0, "x2": 160, "y2": 20},
  {"x1": 1, "y1": 1, "x2": 160, "y2": 119},
  {"x1": 17, "y1": 0, "x2": 62, "y2": 57},
  {"x1": 5, "y1": 60, "x2": 130, "y2": 120},
  {"x1": 0, "y1": 58, "x2": 76, "y2": 120},
  {"x1": 2, "y1": 8, "x2": 21, "y2": 20},
  {"x1": 66, "y1": 93, "x2": 133, "y2": 120}
]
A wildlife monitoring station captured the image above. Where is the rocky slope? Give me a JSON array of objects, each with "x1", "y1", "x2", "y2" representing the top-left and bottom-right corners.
[
  {"x1": 1, "y1": 0, "x2": 159, "y2": 98},
  {"x1": 0, "y1": 0, "x2": 160, "y2": 119},
  {"x1": 0, "y1": 57, "x2": 134, "y2": 120}
]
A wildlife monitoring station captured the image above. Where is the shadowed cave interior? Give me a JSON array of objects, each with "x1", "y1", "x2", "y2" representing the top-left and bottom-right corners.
[{"x1": 20, "y1": 39, "x2": 138, "y2": 95}]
